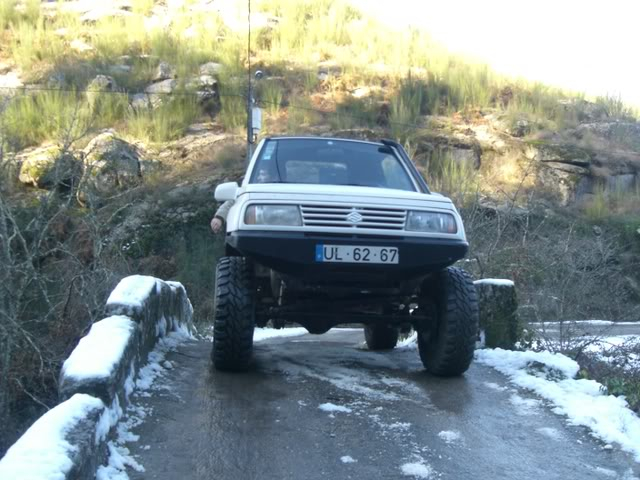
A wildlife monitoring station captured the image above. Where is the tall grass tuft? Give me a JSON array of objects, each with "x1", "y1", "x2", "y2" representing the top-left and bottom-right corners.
[
  {"x1": 595, "y1": 94, "x2": 636, "y2": 120},
  {"x1": 258, "y1": 81, "x2": 284, "y2": 114},
  {"x1": 9, "y1": 19, "x2": 65, "y2": 72},
  {"x1": 2, "y1": 91, "x2": 89, "y2": 150},
  {"x1": 584, "y1": 185, "x2": 608, "y2": 221},
  {"x1": 287, "y1": 97, "x2": 323, "y2": 131},
  {"x1": 390, "y1": 77, "x2": 424, "y2": 140},
  {"x1": 424, "y1": 149, "x2": 479, "y2": 207},
  {"x1": 126, "y1": 95, "x2": 201, "y2": 143},
  {"x1": 0, "y1": 0, "x2": 19, "y2": 29},
  {"x1": 217, "y1": 91, "x2": 246, "y2": 131}
]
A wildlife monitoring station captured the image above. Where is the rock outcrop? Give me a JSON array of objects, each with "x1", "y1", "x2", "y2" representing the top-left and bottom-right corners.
[
  {"x1": 18, "y1": 144, "x2": 82, "y2": 190},
  {"x1": 80, "y1": 131, "x2": 142, "y2": 202}
]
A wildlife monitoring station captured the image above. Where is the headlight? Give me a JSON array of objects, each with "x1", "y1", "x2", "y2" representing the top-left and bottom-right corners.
[
  {"x1": 406, "y1": 211, "x2": 457, "y2": 233},
  {"x1": 244, "y1": 205, "x2": 302, "y2": 226}
]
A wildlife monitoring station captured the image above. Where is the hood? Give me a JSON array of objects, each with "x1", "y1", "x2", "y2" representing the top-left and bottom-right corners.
[{"x1": 237, "y1": 183, "x2": 457, "y2": 212}]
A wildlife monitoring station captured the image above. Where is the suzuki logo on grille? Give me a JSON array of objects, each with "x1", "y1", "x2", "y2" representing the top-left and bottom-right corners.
[{"x1": 346, "y1": 211, "x2": 363, "y2": 224}]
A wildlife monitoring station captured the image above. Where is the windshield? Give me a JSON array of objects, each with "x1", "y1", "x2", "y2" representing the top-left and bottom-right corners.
[{"x1": 249, "y1": 138, "x2": 417, "y2": 192}]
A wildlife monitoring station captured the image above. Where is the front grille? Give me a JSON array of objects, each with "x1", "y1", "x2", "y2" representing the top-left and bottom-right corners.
[{"x1": 300, "y1": 204, "x2": 406, "y2": 230}]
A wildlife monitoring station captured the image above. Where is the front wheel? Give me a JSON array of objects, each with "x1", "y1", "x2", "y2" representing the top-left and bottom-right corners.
[
  {"x1": 417, "y1": 267, "x2": 478, "y2": 376},
  {"x1": 212, "y1": 256, "x2": 255, "y2": 371},
  {"x1": 364, "y1": 324, "x2": 399, "y2": 350}
]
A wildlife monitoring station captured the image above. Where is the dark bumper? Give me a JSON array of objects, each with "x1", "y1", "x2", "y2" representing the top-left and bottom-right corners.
[{"x1": 227, "y1": 231, "x2": 468, "y2": 285}]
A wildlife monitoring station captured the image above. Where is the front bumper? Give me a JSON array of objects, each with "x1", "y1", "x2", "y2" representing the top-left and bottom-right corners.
[{"x1": 227, "y1": 230, "x2": 468, "y2": 285}]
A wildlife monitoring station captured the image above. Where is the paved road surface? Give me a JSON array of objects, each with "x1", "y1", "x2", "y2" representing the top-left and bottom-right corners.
[{"x1": 128, "y1": 330, "x2": 639, "y2": 480}]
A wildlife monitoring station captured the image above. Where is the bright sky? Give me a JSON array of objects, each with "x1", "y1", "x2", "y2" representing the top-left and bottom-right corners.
[{"x1": 357, "y1": 0, "x2": 640, "y2": 106}]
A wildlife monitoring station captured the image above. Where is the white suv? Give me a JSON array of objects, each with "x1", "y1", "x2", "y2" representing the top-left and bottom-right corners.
[{"x1": 212, "y1": 137, "x2": 478, "y2": 376}]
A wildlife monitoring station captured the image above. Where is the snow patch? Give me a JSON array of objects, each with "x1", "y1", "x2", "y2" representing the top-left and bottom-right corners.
[
  {"x1": 253, "y1": 327, "x2": 308, "y2": 342},
  {"x1": 400, "y1": 461, "x2": 434, "y2": 478},
  {"x1": 509, "y1": 394, "x2": 541, "y2": 415},
  {"x1": 474, "y1": 278, "x2": 514, "y2": 287},
  {"x1": 318, "y1": 403, "x2": 352, "y2": 413},
  {"x1": 340, "y1": 456, "x2": 357, "y2": 464},
  {"x1": 476, "y1": 348, "x2": 640, "y2": 461},
  {"x1": 438, "y1": 430, "x2": 461, "y2": 444},
  {"x1": 397, "y1": 331, "x2": 418, "y2": 349},
  {"x1": 536, "y1": 427, "x2": 563, "y2": 441},
  {"x1": 483, "y1": 382, "x2": 508, "y2": 392},
  {"x1": 98, "y1": 329, "x2": 193, "y2": 479}
]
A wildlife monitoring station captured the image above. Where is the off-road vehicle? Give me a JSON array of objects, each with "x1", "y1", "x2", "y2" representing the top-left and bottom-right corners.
[{"x1": 212, "y1": 137, "x2": 478, "y2": 376}]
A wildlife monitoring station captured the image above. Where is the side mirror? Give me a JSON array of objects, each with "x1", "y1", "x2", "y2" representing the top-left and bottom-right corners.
[{"x1": 215, "y1": 182, "x2": 239, "y2": 201}]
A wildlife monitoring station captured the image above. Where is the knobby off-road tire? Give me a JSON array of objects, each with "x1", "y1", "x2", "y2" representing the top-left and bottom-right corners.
[
  {"x1": 212, "y1": 256, "x2": 255, "y2": 371},
  {"x1": 418, "y1": 267, "x2": 478, "y2": 377},
  {"x1": 364, "y1": 324, "x2": 399, "y2": 350}
]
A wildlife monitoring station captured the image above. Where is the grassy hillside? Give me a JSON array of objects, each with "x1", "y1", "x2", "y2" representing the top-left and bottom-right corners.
[{"x1": 1, "y1": 0, "x2": 635, "y2": 148}]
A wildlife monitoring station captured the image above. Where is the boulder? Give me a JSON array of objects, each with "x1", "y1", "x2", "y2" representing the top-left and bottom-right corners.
[
  {"x1": 70, "y1": 39, "x2": 94, "y2": 53},
  {"x1": 18, "y1": 144, "x2": 82, "y2": 190},
  {"x1": 143, "y1": 79, "x2": 177, "y2": 108},
  {"x1": 81, "y1": 131, "x2": 141, "y2": 200},
  {"x1": 86, "y1": 75, "x2": 118, "y2": 110},
  {"x1": 154, "y1": 61, "x2": 176, "y2": 82},
  {"x1": 145, "y1": 79, "x2": 176, "y2": 95},
  {"x1": 474, "y1": 279, "x2": 521, "y2": 349},
  {"x1": 186, "y1": 75, "x2": 219, "y2": 115},
  {"x1": 108, "y1": 65, "x2": 132, "y2": 76},
  {"x1": 199, "y1": 62, "x2": 224, "y2": 76}
]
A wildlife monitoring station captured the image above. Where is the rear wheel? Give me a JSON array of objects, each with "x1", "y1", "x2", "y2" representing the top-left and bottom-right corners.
[
  {"x1": 364, "y1": 324, "x2": 399, "y2": 350},
  {"x1": 212, "y1": 256, "x2": 255, "y2": 371},
  {"x1": 417, "y1": 267, "x2": 478, "y2": 376}
]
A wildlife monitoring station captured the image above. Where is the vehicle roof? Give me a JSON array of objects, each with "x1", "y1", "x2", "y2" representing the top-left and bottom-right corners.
[{"x1": 264, "y1": 136, "x2": 384, "y2": 147}]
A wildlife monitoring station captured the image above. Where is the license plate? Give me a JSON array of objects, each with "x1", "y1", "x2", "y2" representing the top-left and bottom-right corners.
[{"x1": 315, "y1": 245, "x2": 399, "y2": 264}]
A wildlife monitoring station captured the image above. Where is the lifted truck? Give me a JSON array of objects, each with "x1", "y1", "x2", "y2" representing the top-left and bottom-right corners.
[{"x1": 212, "y1": 137, "x2": 478, "y2": 376}]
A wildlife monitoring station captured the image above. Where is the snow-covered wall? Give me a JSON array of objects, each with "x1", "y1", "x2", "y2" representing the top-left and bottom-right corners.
[{"x1": 0, "y1": 276, "x2": 193, "y2": 480}]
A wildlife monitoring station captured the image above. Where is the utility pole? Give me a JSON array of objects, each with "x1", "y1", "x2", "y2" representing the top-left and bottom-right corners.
[
  {"x1": 246, "y1": 75, "x2": 253, "y2": 165},
  {"x1": 246, "y1": 0, "x2": 253, "y2": 166}
]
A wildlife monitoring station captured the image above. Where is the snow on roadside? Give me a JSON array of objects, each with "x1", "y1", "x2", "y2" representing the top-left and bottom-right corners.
[
  {"x1": 253, "y1": 327, "x2": 308, "y2": 342},
  {"x1": 318, "y1": 403, "x2": 352, "y2": 413},
  {"x1": 400, "y1": 461, "x2": 434, "y2": 478},
  {"x1": 397, "y1": 331, "x2": 418, "y2": 349},
  {"x1": 340, "y1": 455, "x2": 357, "y2": 463},
  {"x1": 476, "y1": 348, "x2": 640, "y2": 462},
  {"x1": 96, "y1": 329, "x2": 194, "y2": 480},
  {"x1": 473, "y1": 278, "x2": 514, "y2": 287},
  {"x1": 438, "y1": 430, "x2": 461, "y2": 444},
  {"x1": 530, "y1": 320, "x2": 640, "y2": 326}
]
